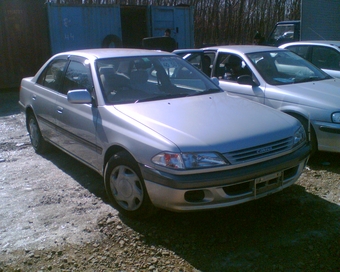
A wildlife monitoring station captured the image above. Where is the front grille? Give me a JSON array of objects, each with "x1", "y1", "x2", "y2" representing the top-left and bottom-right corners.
[{"x1": 224, "y1": 137, "x2": 292, "y2": 164}]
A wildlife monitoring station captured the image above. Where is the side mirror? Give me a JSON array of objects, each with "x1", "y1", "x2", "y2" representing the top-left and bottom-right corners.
[
  {"x1": 211, "y1": 77, "x2": 219, "y2": 86},
  {"x1": 237, "y1": 75, "x2": 259, "y2": 86},
  {"x1": 67, "y1": 89, "x2": 92, "y2": 104}
]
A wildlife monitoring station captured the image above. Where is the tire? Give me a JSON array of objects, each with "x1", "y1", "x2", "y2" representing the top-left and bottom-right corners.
[
  {"x1": 102, "y1": 35, "x2": 122, "y2": 48},
  {"x1": 104, "y1": 151, "x2": 157, "y2": 219},
  {"x1": 27, "y1": 113, "x2": 49, "y2": 154}
]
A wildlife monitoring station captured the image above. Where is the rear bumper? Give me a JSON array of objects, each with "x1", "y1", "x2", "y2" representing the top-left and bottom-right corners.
[{"x1": 141, "y1": 143, "x2": 310, "y2": 212}]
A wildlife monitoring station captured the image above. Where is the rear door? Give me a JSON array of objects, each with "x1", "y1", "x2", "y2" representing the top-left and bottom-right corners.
[
  {"x1": 175, "y1": 49, "x2": 265, "y2": 104},
  {"x1": 310, "y1": 45, "x2": 340, "y2": 78},
  {"x1": 34, "y1": 56, "x2": 69, "y2": 143}
]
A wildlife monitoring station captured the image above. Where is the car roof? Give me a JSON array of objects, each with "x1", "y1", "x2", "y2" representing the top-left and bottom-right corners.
[
  {"x1": 202, "y1": 45, "x2": 283, "y2": 54},
  {"x1": 280, "y1": 41, "x2": 340, "y2": 48},
  {"x1": 54, "y1": 48, "x2": 175, "y2": 60}
]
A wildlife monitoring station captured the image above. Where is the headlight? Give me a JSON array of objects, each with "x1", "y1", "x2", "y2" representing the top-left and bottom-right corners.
[
  {"x1": 332, "y1": 112, "x2": 340, "y2": 123},
  {"x1": 152, "y1": 152, "x2": 229, "y2": 170},
  {"x1": 293, "y1": 126, "x2": 306, "y2": 147}
]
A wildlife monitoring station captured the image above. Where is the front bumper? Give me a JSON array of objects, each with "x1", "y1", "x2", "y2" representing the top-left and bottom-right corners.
[{"x1": 141, "y1": 143, "x2": 310, "y2": 212}]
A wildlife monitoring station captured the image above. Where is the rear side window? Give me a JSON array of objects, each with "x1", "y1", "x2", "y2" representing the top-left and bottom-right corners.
[
  {"x1": 311, "y1": 46, "x2": 340, "y2": 71},
  {"x1": 37, "y1": 59, "x2": 68, "y2": 91}
]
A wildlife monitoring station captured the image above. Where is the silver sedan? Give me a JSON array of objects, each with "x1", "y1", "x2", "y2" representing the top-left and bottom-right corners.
[
  {"x1": 19, "y1": 49, "x2": 309, "y2": 218},
  {"x1": 175, "y1": 45, "x2": 340, "y2": 154},
  {"x1": 280, "y1": 41, "x2": 340, "y2": 79}
]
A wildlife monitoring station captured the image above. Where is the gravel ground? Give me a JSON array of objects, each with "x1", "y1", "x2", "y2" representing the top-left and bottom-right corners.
[{"x1": 0, "y1": 90, "x2": 339, "y2": 272}]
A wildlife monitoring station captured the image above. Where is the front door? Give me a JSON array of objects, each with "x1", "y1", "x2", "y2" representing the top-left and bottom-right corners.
[
  {"x1": 213, "y1": 52, "x2": 265, "y2": 104},
  {"x1": 54, "y1": 57, "x2": 100, "y2": 170}
]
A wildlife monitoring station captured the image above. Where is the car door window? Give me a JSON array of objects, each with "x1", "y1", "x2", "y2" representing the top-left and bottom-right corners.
[
  {"x1": 202, "y1": 53, "x2": 215, "y2": 77},
  {"x1": 311, "y1": 46, "x2": 340, "y2": 71},
  {"x1": 61, "y1": 60, "x2": 93, "y2": 95},
  {"x1": 37, "y1": 59, "x2": 68, "y2": 91},
  {"x1": 287, "y1": 45, "x2": 309, "y2": 60},
  {"x1": 183, "y1": 53, "x2": 203, "y2": 70},
  {"x1": 215, "y1": 53, "x2": 251, "y2": 81}
]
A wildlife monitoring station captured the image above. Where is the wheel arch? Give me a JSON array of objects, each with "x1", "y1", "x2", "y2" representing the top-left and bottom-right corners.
[
  {"x1": 282, "y1": 109, "x2": 318, "y2": 152},
  {"x1": 103, "y1": 145, "x2": 134, "y2": 175},
  {"x1": 25, "y1": 106, "x2": 36, "y2": 131}
]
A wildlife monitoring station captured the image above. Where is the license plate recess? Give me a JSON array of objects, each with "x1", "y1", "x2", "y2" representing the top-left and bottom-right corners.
[{"x1": 254, "y1": 172, "x2": 283, "y2": 197}]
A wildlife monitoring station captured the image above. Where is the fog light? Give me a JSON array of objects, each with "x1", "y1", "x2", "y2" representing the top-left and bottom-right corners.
[{"x1": 184, "y1": 190, "x2": 205, "y2": 202}]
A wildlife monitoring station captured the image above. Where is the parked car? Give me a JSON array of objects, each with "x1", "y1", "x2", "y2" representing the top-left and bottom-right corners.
[
  {"x1": 279, "y1": 41, "x2": 340, "y2": 79},
  {"x1": 174, "y1": 45, "x2": 340, "y2": 154},
  {"x1": 19, "y1": 48, "x2": 310, "y2": 218}
]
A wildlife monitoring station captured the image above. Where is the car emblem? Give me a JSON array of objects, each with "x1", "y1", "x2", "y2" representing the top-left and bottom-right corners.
[{"x1": 256, "y1": 146, "x2": 273, "y2": 154}]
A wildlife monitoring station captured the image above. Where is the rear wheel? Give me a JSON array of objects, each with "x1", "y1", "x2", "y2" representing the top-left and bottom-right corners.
[
  {"x1": 104, "y1": 151, "x2": 157, "y2": 219},
  {"x1": 27, "y1": 113, "x2": 49, "y2": 154}
]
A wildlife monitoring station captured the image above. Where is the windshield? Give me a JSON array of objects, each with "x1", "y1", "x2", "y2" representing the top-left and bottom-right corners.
[
  {"x1": 96, "y1": 56, "x2": 221, "y2": 104},
  {"x1": 247, "y1": 50, "x2": 332, "y2": 85}
]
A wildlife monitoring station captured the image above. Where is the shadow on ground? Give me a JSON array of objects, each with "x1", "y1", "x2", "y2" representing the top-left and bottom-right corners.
[
  {"x1": 44, "y1": 148, "x2": 340, "y2": 271},
  {"x1": 121, "y1": 186, "x2": 340, "y2": 271}
]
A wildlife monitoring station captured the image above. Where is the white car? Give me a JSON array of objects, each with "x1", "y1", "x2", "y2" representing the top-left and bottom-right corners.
[
  {"x1": 280, "y1": 41, "x2": 340, "y2": 78},
  {"x1": 175, "y1": 45, "x2": 340, "y2": 154},
  {"x1": 19, "y1": 48, "x2": 309, "y2": 218}
]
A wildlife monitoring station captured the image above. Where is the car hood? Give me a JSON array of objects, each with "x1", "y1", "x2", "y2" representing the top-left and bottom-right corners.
[
  {"x1": 114, "y1": 93, "x2": 299, "y2": 152},
  {"x1": 274, "y1": 78, "x2": 340, "y2": 109}
]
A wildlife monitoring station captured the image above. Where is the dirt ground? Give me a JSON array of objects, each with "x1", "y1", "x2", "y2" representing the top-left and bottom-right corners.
[{"x1": 0, "y1": 89, "x2": 339, "y2": 271}]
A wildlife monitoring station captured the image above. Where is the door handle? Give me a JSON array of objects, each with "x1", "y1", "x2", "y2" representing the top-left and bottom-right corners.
[{"x1": 57, "y1": 106, "x2": 63, "y2": 114}]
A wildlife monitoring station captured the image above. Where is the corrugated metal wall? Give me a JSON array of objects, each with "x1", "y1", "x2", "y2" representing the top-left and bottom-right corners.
[
  {"x1": 47, "y1": 4, "x2": 122, "y2": 55},
  {"x1": 0, "y1": 0, "x2": 50, "y2": 90}
]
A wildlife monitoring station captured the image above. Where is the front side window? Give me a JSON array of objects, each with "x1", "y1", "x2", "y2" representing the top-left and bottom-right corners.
[
  {"x1": 62, "y1": 60, "x2": 92, "y2": 95},
  {"x1": 96, "y1": 56, "x2": 221, "y2": 105},
  {"x1": 214, "y1": 53, "x2": 251, "y2": 81},
  {"x1": 37, "y1": 59, "x2": 68, "y2": 91}
]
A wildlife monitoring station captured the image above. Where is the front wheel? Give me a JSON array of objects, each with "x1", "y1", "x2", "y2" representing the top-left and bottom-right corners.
[
  {"x1": 27, "y1": 113, "x2": 49, "y2": 154},
  {"x1": 104, "y1": 151, "x2": 157, "y2": 219}
]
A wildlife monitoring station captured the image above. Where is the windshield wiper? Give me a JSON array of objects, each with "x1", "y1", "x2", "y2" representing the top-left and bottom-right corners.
[
  {"x1": 294, "y1": 76, "x2": 322, "y2": 83},
  {"x1": 188, "y1": 88, "x2": 221, "y2": 96},
  {"x1": 135, "y1": 93, "x2": 189, "y2": 103}
]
